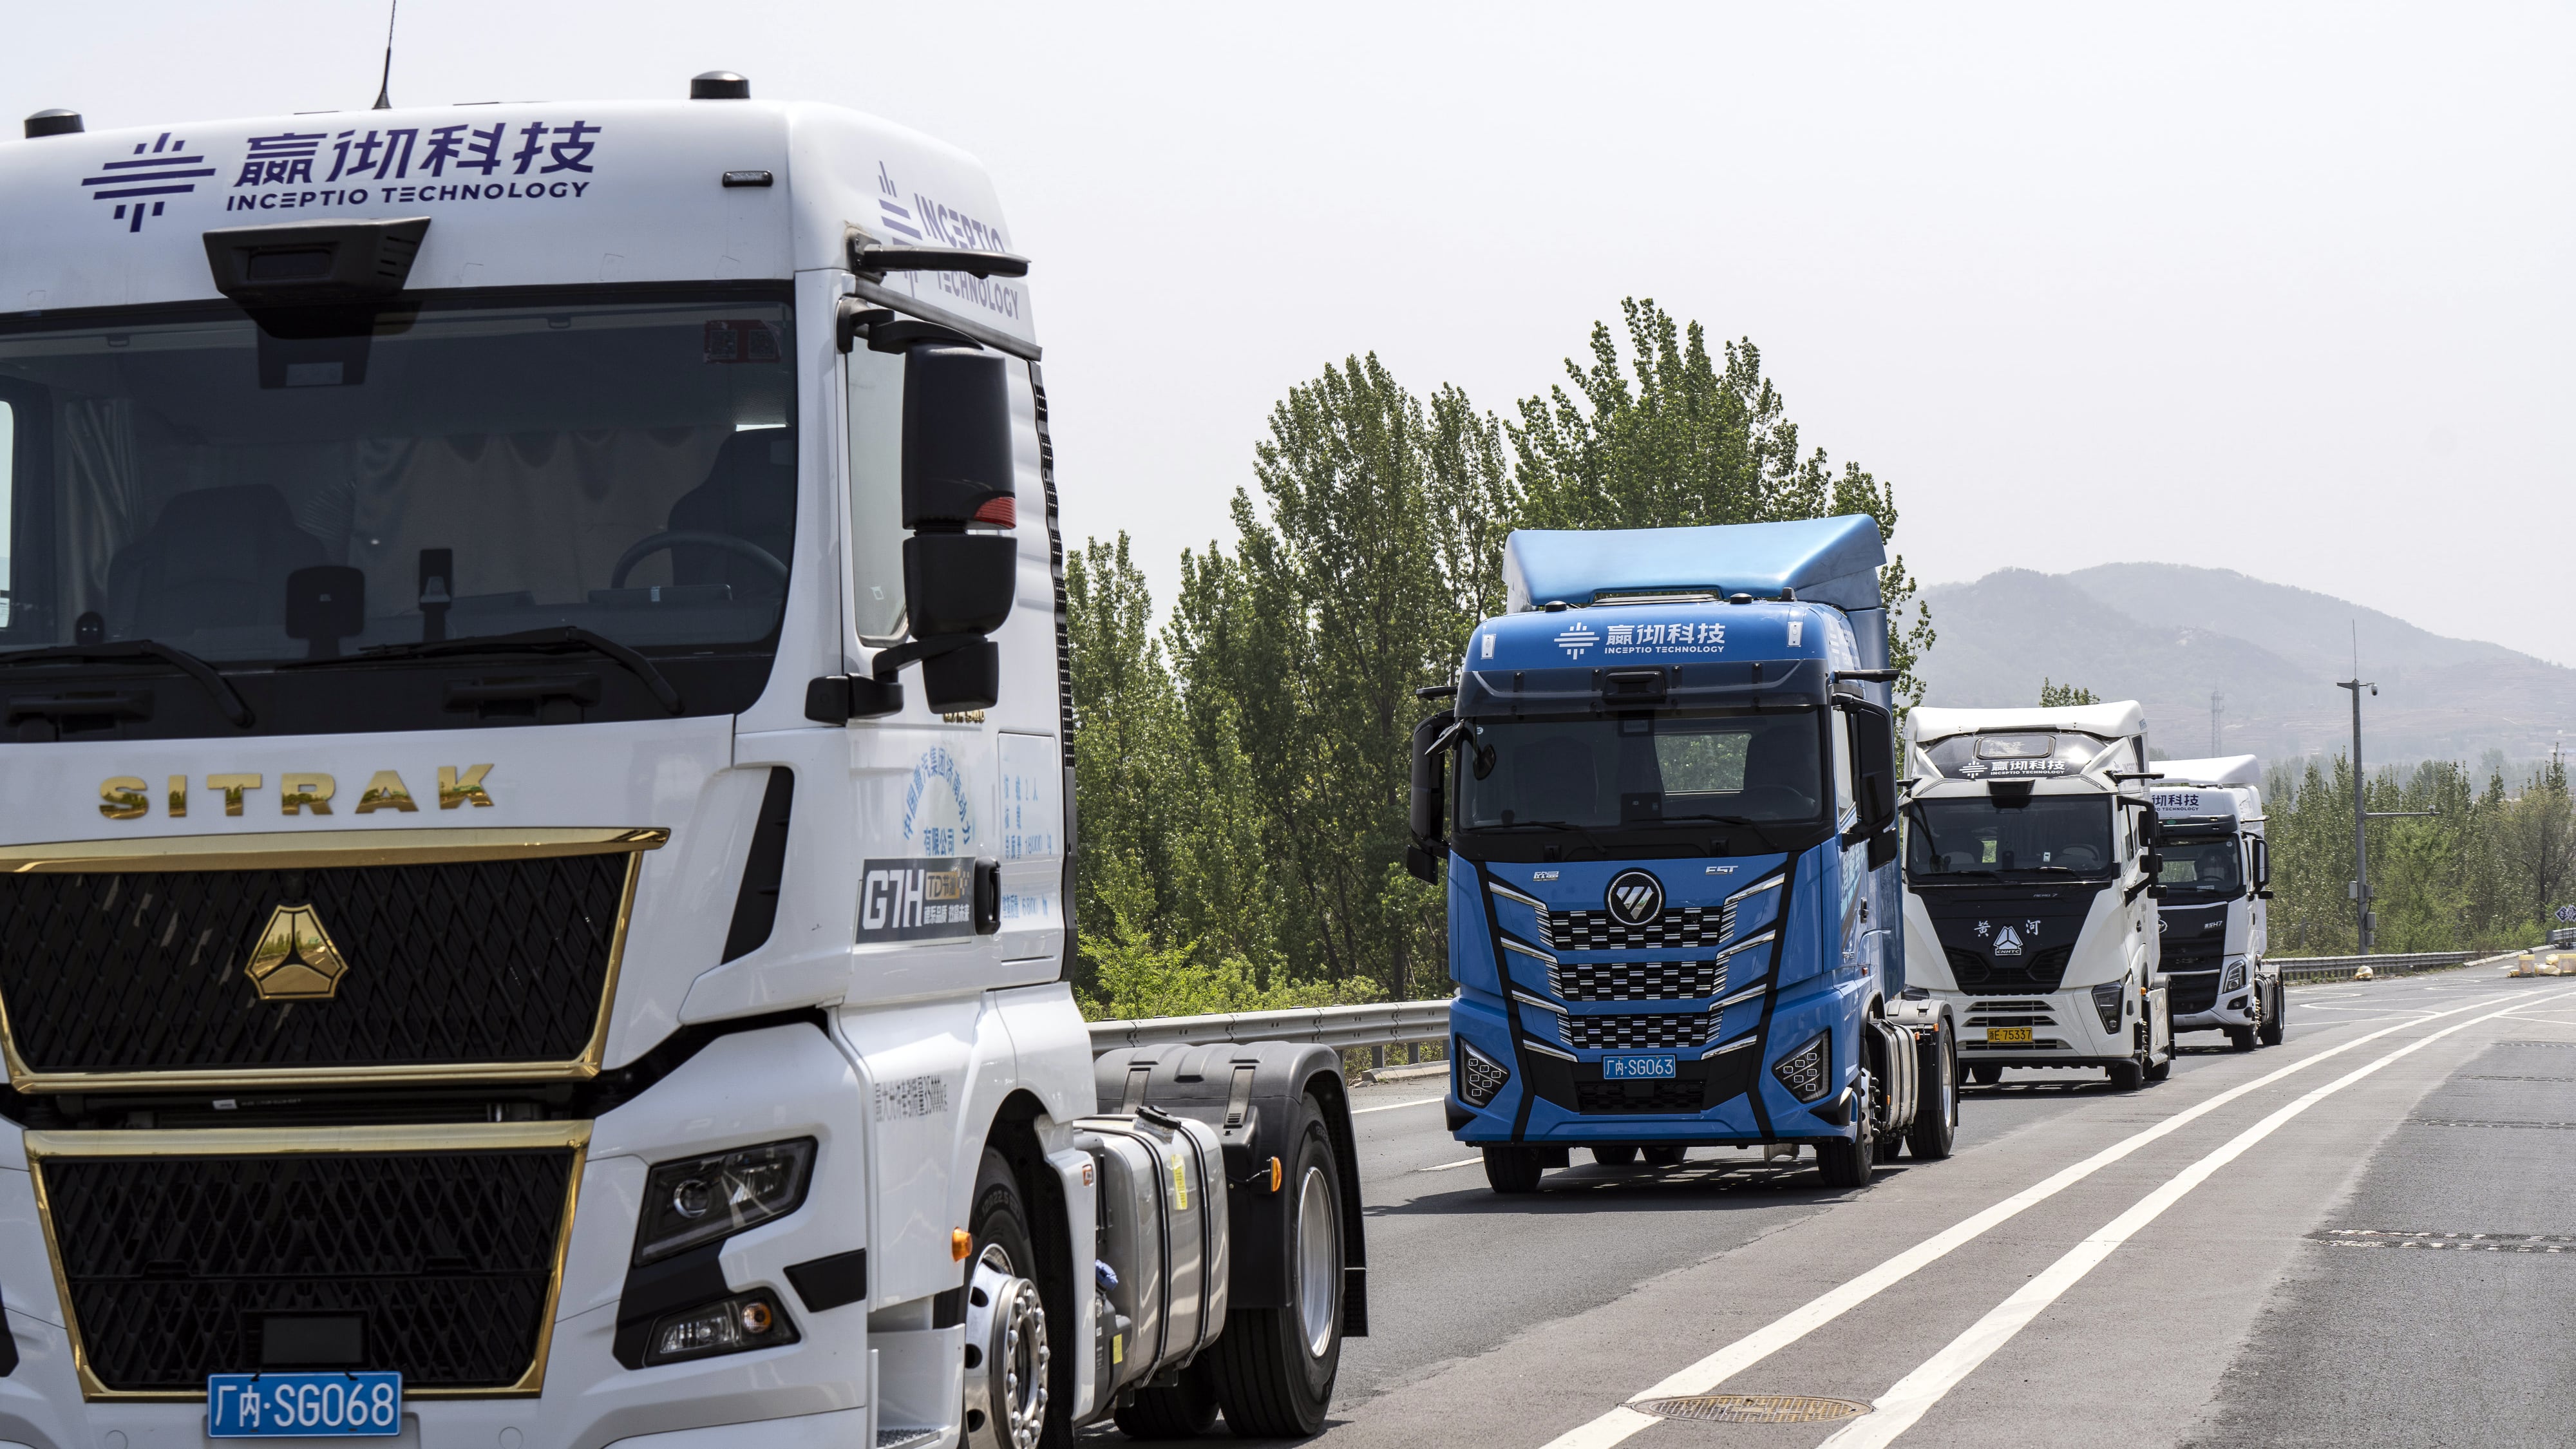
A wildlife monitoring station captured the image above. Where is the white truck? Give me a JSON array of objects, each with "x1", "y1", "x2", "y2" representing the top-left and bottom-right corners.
[
  {"x1": 0, "y1": 77, "x2": 1362, "y2": 1449},
  {"x1": 2146, "y1": 755, "x2": 2279, "y2": 1050},
  {"x1": 1901, "y1": 703, "x2": 2173, "y2": 1090}
]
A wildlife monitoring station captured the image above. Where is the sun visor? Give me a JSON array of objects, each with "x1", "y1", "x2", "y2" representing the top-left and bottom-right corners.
[{"x1": 1457, "y1": 657, "x2": 1829, "y2": 717}]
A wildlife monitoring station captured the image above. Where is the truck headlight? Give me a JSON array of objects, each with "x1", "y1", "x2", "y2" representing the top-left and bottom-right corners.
[
  {"x1": 2222, "y1": 961, "x2": 2246, "y2": 992},
  {"x1": 2090, "y1": 981, "x2": 2125, "y2": 1034},
  {"x1": 1772, "y1": 1032, "x2": 1830, "y2": 1103},
  {"x1": 634, "y1": 1138, "x2": 817, "y2": 1265},
  {"x1": 643, "y1": 1291, "x2": 800, "y2": 1365},
  {"x1": 1457, "y1": 1038, "x2": 1510, "y2": 1107}
]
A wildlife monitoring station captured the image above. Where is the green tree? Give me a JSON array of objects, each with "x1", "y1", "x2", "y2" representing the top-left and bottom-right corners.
[
  {"x1": 1509, "y1": 298, "x2": 1933, "y2": 701},
  {"x1": 2038, "y1": 679, "x2": 2101, "y2": 707}
]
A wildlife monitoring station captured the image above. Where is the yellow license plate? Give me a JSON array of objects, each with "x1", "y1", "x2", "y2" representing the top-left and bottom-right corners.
[{"x1": 1985, "y1": 1027, "x2": 2033, "y2": 1045}]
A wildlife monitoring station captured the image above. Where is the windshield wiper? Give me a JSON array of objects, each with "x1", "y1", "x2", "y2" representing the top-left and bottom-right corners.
[
  {"x1": 0, "y1": 641, "x2": 254, "y2": 726},
  {"x1": 1473, "y1": 819, "x2": 1578, "y2": 832},
  {"x1": 299, "y1": 627, "x2": 685, "y2": 714}
]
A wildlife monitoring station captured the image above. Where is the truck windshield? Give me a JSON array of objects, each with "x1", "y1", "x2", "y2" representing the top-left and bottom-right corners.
[
  {"x1": 1455, "y1": 707, "x2": 1826, "y2": 853},
  {"x1": 0, "y1": 288, "x2": 795, "y2": 665},
  {"x1": 1907, "y1": 796, "x2": 2116, "y2": 878},
  {"x1": 2155, "y1": 835, "x2": 2244, "y2": 896}
]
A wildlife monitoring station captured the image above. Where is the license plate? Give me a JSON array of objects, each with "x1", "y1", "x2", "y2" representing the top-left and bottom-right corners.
[
  {"x1": 1600, "y1": 1053, "x2": 1677, "y2": 1079},
  {"x1": 208, "y1": 1373, "x2": 402, "y2": 1438},
  {"x1": 1985, "y1": 1027, "x2": 2033, "y2": 1045}
]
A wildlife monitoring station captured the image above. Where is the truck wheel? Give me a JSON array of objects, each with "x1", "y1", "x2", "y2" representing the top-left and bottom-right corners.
[
  {"x1": 2108, "y1": 1056, "x2": 2145, "y2": 1092},
  {"x1": 1907, "y1": 1026, "x2": 1957, "y2": 1160},
  {"x1": 1816, "y1": 1108, "x2": 1875, "y2": 1189},
  {"x1": 1206, "y1": 1098, "x2": 1344, "y2": 1438},
  {"x1": 2260, "y1": 983, "x2": 2286, "y2": 1046},
  {"x1": 965, "y1": 1151, "x2": 1056, "y2": 1449},
  {"x1": 1969, "y1": 1064, "x2": 2002, "y2": 1086},
  {"x1": 1591, "y1": 1146, "x2": 1638, "y2": 1166},
  {"x1": 2226, "y1": 1025, "x2": 2255, "y2": 1052},
  {"x1": 1116, "y1": 1365, "x2": 1219, "y2": 1439},
  {"x1": 1640, "y1": 1145, "x2": 1687, "y2": 1168},
  {"x1": 1481, "y1": 1144, "x2": 1544, "y2": 1193}
]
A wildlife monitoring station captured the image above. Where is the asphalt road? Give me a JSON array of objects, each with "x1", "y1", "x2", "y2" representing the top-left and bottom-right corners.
[{"x1": 1305, "y1": 969, "x2": 2576, "y2": 1449}]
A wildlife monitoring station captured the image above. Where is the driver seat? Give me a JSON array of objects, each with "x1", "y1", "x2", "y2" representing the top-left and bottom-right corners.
[
  {"x1": 106, "y1": 486, "x2": 327, "y2": 643},
  {"x1": 667, "y1": 430, "x2": 796, "y2": 598}
]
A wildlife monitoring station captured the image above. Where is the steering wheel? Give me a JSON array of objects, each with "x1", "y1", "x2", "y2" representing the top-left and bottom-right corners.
[{"x1": 611, "y1": 531, "x2": 789, "y2": 589}]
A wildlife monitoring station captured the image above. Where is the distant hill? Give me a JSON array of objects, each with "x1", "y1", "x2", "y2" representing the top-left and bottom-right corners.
[{"x1": 1916, "y1": 564, "x2": 2576, "y2": 766}]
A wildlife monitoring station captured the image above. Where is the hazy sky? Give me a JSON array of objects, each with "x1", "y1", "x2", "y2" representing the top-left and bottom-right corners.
[{"x1": 9, "y1": 3, "x2": 2569, "y2": 663}]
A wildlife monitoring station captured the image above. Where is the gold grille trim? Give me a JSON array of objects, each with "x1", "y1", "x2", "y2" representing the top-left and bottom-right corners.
[
  {"x1": 0, "y1": 826, "x2": 663, "y2": 1093},
  {"x1": 27, "y1": 1121, "x2": 591, "y2": 1402}
]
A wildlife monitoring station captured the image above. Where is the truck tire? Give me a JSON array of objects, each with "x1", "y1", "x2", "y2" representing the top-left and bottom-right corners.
[
  {"x1": 1907, "y1": 1025, "x2": 1957, "y2": 1160},
  {"x1": 1206, "y1": 1098, "x2": 1345, "y2": 1438},
  {"x1": 965, "y1": 1151, "x2": 1057, "y2": 1449},
  {"x1": 1640, "y1": 1145, "x2": 1687, "y2": 1168},
  {"x1": 1969, "y1": 1064, "x2": 2002, "y2": 1086},
  {"x1": 2108, "y1": 1056, "x2": 2145, "y2": 1092},
  {"x1": 1116, "y1": 1367, "x2": 1219, "y2": 1439},
  {"x1": 1481, "y1": 1144, "x2": 1544, "y2": 1193},
  {"x1": 2260, "y1": 983, "x2": 2286, "y2": 1046},
  {"x1": 1815, "y1": 1109, "x2": 1874, "y2": 1189},
  {"x1": 1591, "y1": 1146, "x2": 1638, "y2": 1166},
  {"x1": 2226, "y1": 1025, "x2": 2255, "y2": 1052}
]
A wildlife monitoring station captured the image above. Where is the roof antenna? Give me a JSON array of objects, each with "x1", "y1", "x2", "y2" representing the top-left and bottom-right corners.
[{"x1": 371, "y1": 0, "x2": 399, "y2": 110}]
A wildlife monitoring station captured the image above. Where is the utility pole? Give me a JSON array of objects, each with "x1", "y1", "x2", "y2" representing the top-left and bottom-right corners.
[
  {"x1": 2338, "y1": 674, "x2": 2375, "y2": 953},
  {"x1": 2210, "y1": 691, "x2": 2222, "y2": 756}
]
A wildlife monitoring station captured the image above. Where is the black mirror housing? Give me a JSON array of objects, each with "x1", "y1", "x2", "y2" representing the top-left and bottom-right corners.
[
  {"x1": 1837, "y1": 697, "x2": 1901, "y2": 833},
  {"x1": 904, "y1": 534, "x2": 1016, "y2": 638},
  {"x1": 901, "y1": 345, "x2": 1014, "y2": 527},
  {"x1": 1867, "y1": 827, "x2": 1899, "y2": 871},
  {"x1": 285, "y1": 565, "x2": 365, "y2": 659},
  {"x1": 1405, "y1": 842, "x2": 1440, "y2": 885},
  {"x1": 1410, "y1": 710, "x2": 1454, "y2": 848},
  {"x1": 921, "y1": 639, "x2": 1000, "y2": 714}
]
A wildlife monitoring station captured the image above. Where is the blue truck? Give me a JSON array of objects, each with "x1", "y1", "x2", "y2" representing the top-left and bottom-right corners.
[{"x1": 1408, "y1": 516, "x2": 1958, "y2": 1192}]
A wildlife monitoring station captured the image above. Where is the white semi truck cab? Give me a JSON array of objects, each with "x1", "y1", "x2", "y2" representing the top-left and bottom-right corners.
[
  {"x1": 2147, "y1": 755, "x2": 2279, "y2": 1050},
  {"x1": 1901, "y1": 703, "x2": 2173, "y2": 1091},
  {"x1": 0, "y1": 78, "x2": 1361, "y2": 1449}
]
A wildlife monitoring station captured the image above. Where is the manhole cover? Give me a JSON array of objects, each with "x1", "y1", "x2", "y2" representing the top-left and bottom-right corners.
[{"x1": 1636, "y1": 1394, "x2": 1873, "y2": 1424}]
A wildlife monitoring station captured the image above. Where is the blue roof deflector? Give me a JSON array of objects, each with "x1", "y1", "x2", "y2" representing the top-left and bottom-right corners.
[{"x1": 1502, "y1": 515, "x2": 1886, "y2": 614}]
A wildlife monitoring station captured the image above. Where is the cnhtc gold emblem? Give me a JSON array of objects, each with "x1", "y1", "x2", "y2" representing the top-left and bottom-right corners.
[{"x1": 244, "y1": 904, "x2": 352, "y2": 1001}]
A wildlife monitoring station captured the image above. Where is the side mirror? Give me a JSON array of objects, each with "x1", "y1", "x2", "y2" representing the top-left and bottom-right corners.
[
  {"x1": 1409, "y1": 710, "x2": 1454, "y2": 855},
  {"x1": 882, "y1": 341, "x2": 1018, "y2": 714},
  {"x1": 1867, "y1": 827, "x2": 1898, "y2": 871},
  {"x1": 2251, "y1": 837, "x2": 2271, "y2": 892},
  {"x1": 1837, "y1": 697, "x2": 1900, "y2": 833}
]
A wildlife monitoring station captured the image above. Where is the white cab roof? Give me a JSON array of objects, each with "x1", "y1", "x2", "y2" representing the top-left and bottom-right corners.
[
  {"x1": 1908, "y1": 700, "x2": 2146, "y2": 744},
  {"x1": 0, "y1": 99, "x2": 1034, "y2": 348}
]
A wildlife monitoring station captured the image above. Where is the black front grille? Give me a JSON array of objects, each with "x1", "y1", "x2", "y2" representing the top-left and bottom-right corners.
[
  {"x1": 0, "y1": 853, "x2": 629, "y2": 1075},
  {"x1": 2163, "y1": 940, "x2": 2224, "y2": 971},
  {"x1": 1551, "y1": 958, "x2": 1724, "y2": 1003},
  {"x1": 43, "y1": 1148, "x2": 574, "y2": 1391},
  {"x1": 1575, "y1": 1079, "x2": 1705, "y2": 1113},
  {"x1": 1560, "y1": 1010, "x2": 1712, "y2": 1050},
  {"x1": 2167, "y1": 972, "x2": 2222, "y2": 1014},
  {"x1": 1544, "y1": 905, "x2": 1730, "y2": 951},
  {"x1": 1946, "y1": 943, "x2": 2076, "y2": 994}
]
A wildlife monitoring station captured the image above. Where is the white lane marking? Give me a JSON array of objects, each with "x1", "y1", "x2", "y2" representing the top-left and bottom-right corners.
[
  {"x1": 1352, "y1": 1095, "x2": 1446, "y2": 1116},
  {"x1": 1818, "y1": 987, "x2": 2575, "y2": 1449},
  {"x1": 1421, "y1": 1157, "x2": 1484, "y2": 1172},
  {"x1": 1536, "y1": 989, "x2": 2542, "y2": 1449}
]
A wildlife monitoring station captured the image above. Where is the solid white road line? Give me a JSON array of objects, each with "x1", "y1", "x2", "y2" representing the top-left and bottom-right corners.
[
  {"x1": 1352, "y1": 1095, "x2": 1447, "y2": 1116},
  {"x1": 1818, "y1": 986, "x2": 2574, "y2": 1449},
  {"x1": 1420, "y1": 1157, "x2": 1484, "y2": 1172},
  {"x1": 1535, "y1": 989, "x2": 2543, "y2": 1449}
]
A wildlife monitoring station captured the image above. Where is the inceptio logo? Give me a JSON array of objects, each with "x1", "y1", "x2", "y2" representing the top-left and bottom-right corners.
[{"x1": 1605, "y1": 869, "x2": 1664, "y2": 927}]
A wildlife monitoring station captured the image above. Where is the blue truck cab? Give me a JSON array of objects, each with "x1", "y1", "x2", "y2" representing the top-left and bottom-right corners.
[{"x1": 1408, "y1": 516, "x2": 1958, "y2": 1193}]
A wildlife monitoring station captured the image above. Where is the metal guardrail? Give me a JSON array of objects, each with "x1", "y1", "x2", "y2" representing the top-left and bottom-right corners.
[
  {"x1": 1088, "y1": 999, "x2": 1453, "y2": 1054},
  {"x1": 2273, "y1": 952, "x2": 2473, "y2": 984}
]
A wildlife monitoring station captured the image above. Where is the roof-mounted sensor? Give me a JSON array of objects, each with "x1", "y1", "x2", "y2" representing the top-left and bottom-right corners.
[{"x1": 202, "y1": 217, "x2": 430, "y2": 307}]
